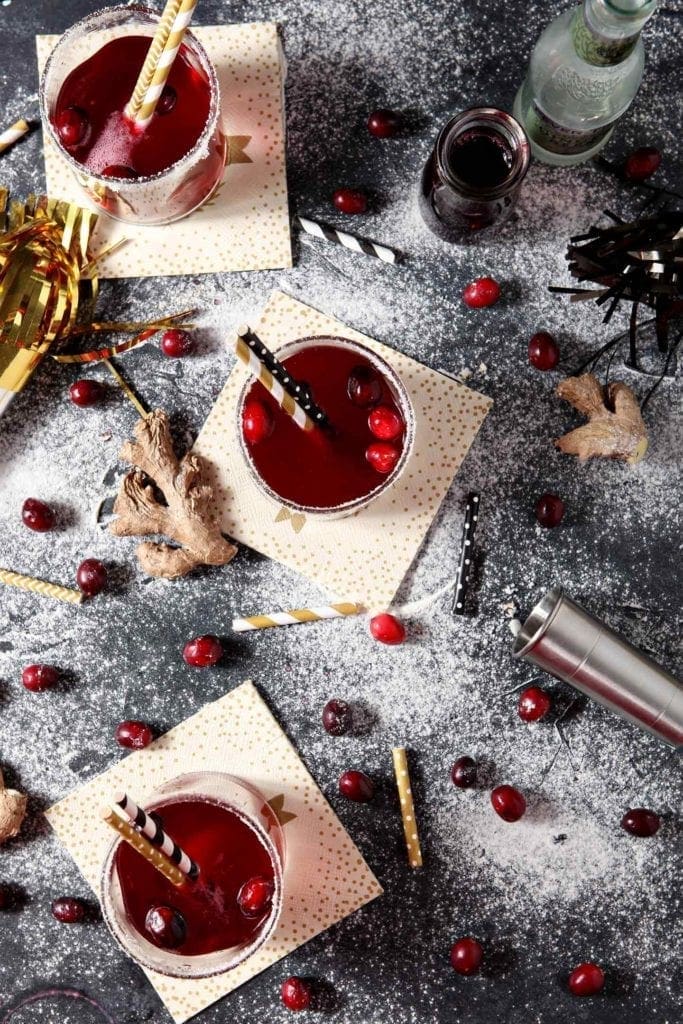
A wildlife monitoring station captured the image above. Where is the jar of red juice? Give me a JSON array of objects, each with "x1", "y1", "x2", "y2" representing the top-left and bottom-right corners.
[
  {"x1": 100, "y1": 772, "x2": 284, "y2": 979},
  {"x1": 40, "y1": 6, "x2": 226, "y2": 225},
  {"x1": 419, "y1": 107, "x2": 530, "y2": 243},
  {"x1": 237, "y1": 336, "x2": 416, "y2": 520}
]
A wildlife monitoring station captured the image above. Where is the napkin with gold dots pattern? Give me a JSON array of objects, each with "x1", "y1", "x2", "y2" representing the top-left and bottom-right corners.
[
  {"x1": 194, "y1": 290, "x2": 493, "y2": 609},
  {"x1": 46, "y1": 681, "x2": 383, "y2": 1023}
]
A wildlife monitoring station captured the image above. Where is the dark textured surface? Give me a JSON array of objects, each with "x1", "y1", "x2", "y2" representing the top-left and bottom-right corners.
[{"x1": 0, "y1": 1, "x2": 681, "y2": 1022}]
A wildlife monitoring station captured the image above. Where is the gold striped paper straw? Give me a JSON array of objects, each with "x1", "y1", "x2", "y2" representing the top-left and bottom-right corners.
[
  {"x1": 0, "y1": 567, "x2": 83, "y2": 605},
  {"x1": 232, "y1": 327, "x2": 314, "y2": 432},
  {"x1": 392, "y1": 747, "x2": 423, "y2": 869},
  {"x1": 101, "y1": 807, "x2": 186, "y2": 887},
  {"x1": 233, "y1": 602, "x2": 362, "y2": 632},
  {"x1": 125, "y1": 0, "x2": 198, "y2": 128},
  {"x1": 0, "y1": 118, "x2": 30, "y2": 155}
]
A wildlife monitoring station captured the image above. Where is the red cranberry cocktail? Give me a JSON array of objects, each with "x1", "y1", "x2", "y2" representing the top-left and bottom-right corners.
[
  {"x1": 40, "y1": 6, "x2": 226, "y2": 225},
  {"x1": 101, "y1": 773, "x2": 284, "y2": 978},
  {"x1": 238, "y1": 336, "x2": 415, "y2": 518}
]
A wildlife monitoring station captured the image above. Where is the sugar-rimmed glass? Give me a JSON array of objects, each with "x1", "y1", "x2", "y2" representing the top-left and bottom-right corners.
[
  {"x1": 236, "y1": 335, "x2": 416, "y2": 521},
  {"x1": 100, "y1": 772, "x2": 284, "y2": 979},
  {"x1": 39, "y1": 5, "x2": 226, "y2": 225}
]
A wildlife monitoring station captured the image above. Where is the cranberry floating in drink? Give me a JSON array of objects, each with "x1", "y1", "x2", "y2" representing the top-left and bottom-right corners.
[
  {"x1": 419, "y1": 107, "x2": 530, "y2": 243},
  {"x1": 237, "y1": 336, "x2": 415, "y2": 518},
  {"x1": 101, "y1": 772, "x2": 284, "y2": 978},
  {"x1": 40, "y1": 6, "x2": 226, "y2": 224}
]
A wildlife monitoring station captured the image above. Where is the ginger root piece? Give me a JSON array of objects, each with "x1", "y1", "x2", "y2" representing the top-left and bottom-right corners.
[
  {"x1": 109, "y1": 409, "x2": 237, "y2": 579},
  {"x1": 555, "y1": 374, "x2": 648, "y2": 464},
  {"x1": 0, "y1": 769, "x2": 28, "y2": 844}
]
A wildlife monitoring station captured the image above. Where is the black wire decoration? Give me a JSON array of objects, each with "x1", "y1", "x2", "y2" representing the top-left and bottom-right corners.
[{"x1": 550, "y1": 209, "x2": 683, "y2": 399}]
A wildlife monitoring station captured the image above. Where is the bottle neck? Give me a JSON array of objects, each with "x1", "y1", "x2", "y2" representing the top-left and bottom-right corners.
[{"x1": 572, "y1": 0, "x2": 657, "y2": 66}]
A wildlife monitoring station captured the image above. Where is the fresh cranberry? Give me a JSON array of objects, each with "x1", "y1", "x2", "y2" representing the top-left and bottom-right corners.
[
  {"x1": 367, "y1": 108, "x2": 400, "y2": 138},
  {"x1": 368, "y1": 405, "x2": 403, "y2": 441},
  {"x1": 22, "y1": 664, "x2": 59, "y2": 692},
  {"x1": 322, "y1": 698, "x2": 353, "y2": 736},
  {"x1": 450, "y1": 937, "x2": 483, "y2": 975},
  {"x1": 462, "y1": 277, "x2": 501, "y2": 309},
  {"x1": 238, "y1": 876, "x2": 274, "y2": 917},
  {"x1": 76, "y1": 558, "x2": 107, "y2": 596},
  {"x1": 528, "y1": 331, "x2": 560, "y2": 371},
  {"x1": 242, "y1": 399, "x2": 274, "y2": 444},
  {"x1": 333, "y1": 188, "x2": 368, "y2": 214},
  {"x1": 183, "y1": 634, "x2": 223, "y2": 667},
  {"x1": 145, "y1": 905, "x2": 187, "y2": 948},
  {"x1": 157, "y1": 85, "x2": 177, "y2": 116},
  {"x1": 451, "y1": 756, "x2": 477, "y2": 789},
  {"x1": 160, "y1": 329, "x2": 195, "y2": 358},
  {"x1": 535, "y1": 493, "x2": 565, "y2": 528},
  {"x1": 339, "y1": 769, "x2": 374, "y2": 802},
  {"x1": 624, "y1": 146, "x2": 661, "y2": 182},
  {"x1": 69, "y1": 379, "x2": 106, "y2": 407},
  {"x1": 491, "y1": 785, "x2": 526, "y2": 822},
  {"x1": 366, "y1": 441, "x2": 400, "y2": 475},
  {"x1": 21, "y1": 498, "x2": 55, "y2": 532},
  {"x1": 347, "y1": 365, "x2": 382, "y2": 408},
  {"x1": 518, "y1": 686, "x2": 552, "y2": 722},
  {"x1": 369, "y1": 612, "x2": 405, "y2": 645},
  {"x1": 568, "y1": 962, "x2": 605, "y2": 996},
  {"x1": 55, "y1": 106, "x2": 88, "y2": 147},
  {"x1": 621, "y1": 808, "x2": 661, "y2": 837},
  {"x1": 115, "y1": 720, "x2": 154, "y2": 750},
  {"x1": 51, "y1": 897, "x2": 86, "y2": 923},
  {"x1": 281, "y1": 976, "x2": 312, "y2": 1011},
  {"x1": 102, "y1": 165, "x2": 139, "y2": 179}
]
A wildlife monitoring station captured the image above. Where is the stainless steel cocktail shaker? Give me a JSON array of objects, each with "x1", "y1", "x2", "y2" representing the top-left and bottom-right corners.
[{"x1": 513, "y1": 587, "x2": 683, "y2": 748}]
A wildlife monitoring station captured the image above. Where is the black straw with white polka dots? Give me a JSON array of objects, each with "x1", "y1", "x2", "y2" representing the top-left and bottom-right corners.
[{"x1": 452, "y1": 493, "x2": 480, "y2": 615}]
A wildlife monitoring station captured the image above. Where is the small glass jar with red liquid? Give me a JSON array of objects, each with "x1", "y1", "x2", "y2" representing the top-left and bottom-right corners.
[
  {"x1": 101, "y1": 773, "x2": 284, "y2": 978},
  {"x1": 39, "y1": 6, "x2": 226, "y2": 225},
  {"x1": 419, "y1": 107, "x2": 530, "y2": 243},
  {"x1": 237, "y1": 336, "x2": 416, "y2": 520}
]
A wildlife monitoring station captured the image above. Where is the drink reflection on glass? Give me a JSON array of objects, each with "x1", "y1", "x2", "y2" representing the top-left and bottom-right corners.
[{"x1": 40, "y1": 6, "x2": 226, "y2": 225}]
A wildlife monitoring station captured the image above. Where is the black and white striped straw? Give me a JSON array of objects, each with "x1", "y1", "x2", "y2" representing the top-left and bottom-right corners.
[
  {"x1": 452, "y1": 493, "x2": 480, "y2": 615},
  {"x1": 294, "y1": 215, "x2": 398, "y2": 265},
  {"x1": 237, "y1": 326, "x2": 329, "y2": 427},
  {"x1": 114, "y1": 791, "x2": 199, "y2": 881}
]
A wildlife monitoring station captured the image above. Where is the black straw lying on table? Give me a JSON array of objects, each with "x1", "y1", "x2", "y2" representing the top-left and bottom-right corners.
[
  {"x1": 236, "y1": 325, "x2": 329, "y2": 427},
  {"x1": 294, "y1": 215, "x2": 399, "y2": 265},
  {"x1": 452, "y1": 493, "x2": 480, "y2": 615}
]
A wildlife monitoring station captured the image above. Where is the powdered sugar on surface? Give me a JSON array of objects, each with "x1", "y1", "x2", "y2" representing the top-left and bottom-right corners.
[{"x1": 0, "y1": 1, "x2": 681, "y2": 1023}]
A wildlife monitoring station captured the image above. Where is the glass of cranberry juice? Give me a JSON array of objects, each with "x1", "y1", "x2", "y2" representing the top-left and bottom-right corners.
[
  {"x1": 39, "y1": 5, "x2": 226, "y2": 225},
  {"x1": 101, "y1": 772, "x2": 284, "y2": 979},
  {"x1": 237, "y1": 336, "x2": 416, "y2": 520}
]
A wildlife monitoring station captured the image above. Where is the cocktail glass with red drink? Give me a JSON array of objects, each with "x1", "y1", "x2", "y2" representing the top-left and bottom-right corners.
[
  {"x1": 39, "y1": 6, "x2": 226, "y2": 225},
  {"x1": 237, "y1": 336, "x2": 416, "y2": 519},
  {"x1": 100, "y1": 772, "x2": 284, "y2": 978}
]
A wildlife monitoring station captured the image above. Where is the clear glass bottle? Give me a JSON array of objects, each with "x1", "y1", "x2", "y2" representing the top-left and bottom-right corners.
[{"x1": 513, "y1": 0, "x2": 658, "y2": 166}]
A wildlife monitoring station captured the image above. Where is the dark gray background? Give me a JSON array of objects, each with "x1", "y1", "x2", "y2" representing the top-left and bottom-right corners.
[{"x1": 0, "y1": 1, "x2": 681, "y2": 1022}]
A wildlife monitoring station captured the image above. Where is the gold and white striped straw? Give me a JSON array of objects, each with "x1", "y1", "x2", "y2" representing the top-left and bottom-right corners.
[
  {"x1": 392, "y1": 747, "x2": 423, "y2": 869},
  {"x1": 101, "y1": 807, "x2": 186, "y2": 888},
  {"x1": 125, "y1": 0, "x2": 198, "y2": 128},
  {"x1": 232, "y1": 327, "x2": 314, "y2": 432},
  {"x1": 233, "y1": 602, "x2": 362, "y2": 632},
  {"x1": 0, "y1": 567, "x2": 83, "y2": 605},
  {"x1": 0, "y1": 118, "x2": 30, "y2": 156}
]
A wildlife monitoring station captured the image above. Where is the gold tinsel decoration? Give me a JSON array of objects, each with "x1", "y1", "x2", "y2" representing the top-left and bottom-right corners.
[{"x1": 0, "y1": 189, "x2": 193, "y2": 408}]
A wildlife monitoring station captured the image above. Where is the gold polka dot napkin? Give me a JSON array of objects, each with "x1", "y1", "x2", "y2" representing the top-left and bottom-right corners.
[
  {"x1": 46, "y1": 681, "x2": 382, "y2": 1023},
  {"x1": 35, "y1": 23, "x2": 292, "y2": 278},
  {"x1": 194, "y1": 291, "x2": 493, "y2": 609}
]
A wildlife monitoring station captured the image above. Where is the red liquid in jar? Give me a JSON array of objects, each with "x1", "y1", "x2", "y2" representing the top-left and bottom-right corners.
[
  {"x1": 53, "y1": 35, "x2": 211, "y2": 177},
  {"x1": 243, "y1": 344, "x2": 406, "y2": 509},
  {"x1": 115, "y1": 798, "x2": 277, "y2": 956}
]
